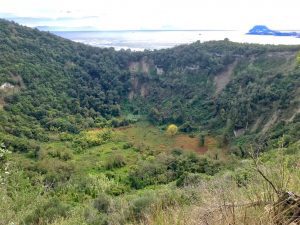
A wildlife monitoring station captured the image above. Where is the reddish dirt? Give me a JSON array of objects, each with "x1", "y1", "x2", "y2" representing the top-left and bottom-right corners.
[
  {"x1": 115, "y1": 126, "x2": 132, "y2": 131},
  {"x1": 205, "y1": 136, "x2": 218, "y2": 148},
  {"x1": 174, "y1": 135, "x2": 207, "y2": 154}
]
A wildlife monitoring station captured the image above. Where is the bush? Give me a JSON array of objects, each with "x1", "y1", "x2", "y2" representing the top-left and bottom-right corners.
[
  {"x1": 59, "y1": 132, "x2": 74, "y2": 141},
  {"x1": 110, "y1": 118, "x2": 130, "y2": 128},
  {"x1": 130, "y1": 195, "x2": 156, "y2": 220},
  {"x1": 166, "y1": 124, "x2": 178, "y2": 136},
  {"x1": 171, "y1": 148, "x2": 184, "y2": 156},
  {"x1": 179, "y1": 122, "x2": 195, "y2": 133},
  {"x1": 105, "y1": 154, "x2": 126, "y2": 170},
  {"x1": 93, "y1": 193, "x2": 111, "y2": 213},
  {"x1": 106, "y1": 183, "x2": 129, "y2": 196},
  {"x1": 45, "y1": 118, "x2": 79, "y2": 133},
  {"x1": 2, "y1": 136, "x2": 39, "y2": 153},
  {"x1": 84, "y1": 207, "x2": 109, "y2": 225},
  {"x1": 73, "y1": 129, "x2": 113, "y2": 149},
  {"x1": 128, "y1": 159, "x2": 172, "y2": 189},
  {"x1": 176, "y1": 172, "x2": 203, "y2": 187},
  {"x1": 47, "y1": 148, "x2": 73, "y2": 161},
  {"x1": 199, "y1": 134, "x2": 205, "y2": 147},
  {"x1": 36, "y1": 159, "x2": 74, "y2": 186},
  {"x1": 128, "y1": 152, "x2": 221, "y2": 189},
  {"x1": 123, "y1": 142, "x2": 133, "y2": 149},
  {"x1": 24, "y1": 198, "x2": 70, "y2": 225}
]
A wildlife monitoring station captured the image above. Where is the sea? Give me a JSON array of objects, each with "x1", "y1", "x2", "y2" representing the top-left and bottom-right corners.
[{"x1": 53, "y1": 30, "x2": 300, "y2": 51}]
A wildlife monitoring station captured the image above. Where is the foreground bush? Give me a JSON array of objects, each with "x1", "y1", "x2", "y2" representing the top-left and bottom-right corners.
[{"x1": 24, "y1": 198, "x2": 70, "y2": 225}]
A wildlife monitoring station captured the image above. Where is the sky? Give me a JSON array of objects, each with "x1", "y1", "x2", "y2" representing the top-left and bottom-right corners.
[{"x1": 0, "y1": 0, "x2": 299, "y2": 31}]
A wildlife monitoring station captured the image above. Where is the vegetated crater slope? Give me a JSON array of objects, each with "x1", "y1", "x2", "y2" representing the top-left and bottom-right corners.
[
  {"x1": 0, "y1": 18, "x2": 300, "y2": 146},
  {"x1": 127, "y1": 44, "x2": 300, "y2": 142},
  {"x1": 2, "y1": 18, "x2": 300, "y2": 225}
]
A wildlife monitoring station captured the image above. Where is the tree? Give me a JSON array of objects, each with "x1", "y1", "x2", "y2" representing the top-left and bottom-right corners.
[
  {"x1": 297, "y1": 51, "x2": 300, "y2": 67},
  {"x1": 199, "y1": 134, "x2": 205, "y2": 147},
  {"x1": 166, "y1": 124, "x2": 178, "y2": 136}
]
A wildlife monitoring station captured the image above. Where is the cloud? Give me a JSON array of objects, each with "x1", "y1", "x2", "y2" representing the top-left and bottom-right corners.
[{"x1": 0, "y1": 0, "x2": 299, "y2": 30}]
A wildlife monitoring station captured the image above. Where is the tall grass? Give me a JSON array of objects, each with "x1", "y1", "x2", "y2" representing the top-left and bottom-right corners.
[{"x1": 137, "y1": 147, "x2": 300, "y2": 225}]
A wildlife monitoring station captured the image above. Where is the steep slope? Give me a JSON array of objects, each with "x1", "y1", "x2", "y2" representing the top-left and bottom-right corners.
[
  {"x1": 1, "y1": 19, "x2": 300, "y2": 225},
  {"x1": 0, "y1": 19, "x2": 133, "y2": 140},
  {"x1": 0, "y1": 19, "x2": 300, "y2": 148},
  {"x1": 127, "y1": 43, "x2": 300, "y2": 146}
]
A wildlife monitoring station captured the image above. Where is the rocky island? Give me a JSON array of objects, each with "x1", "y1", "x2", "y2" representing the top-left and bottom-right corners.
[{"x1": 247, "y1": 25, "x2": 299, "y2": 37}]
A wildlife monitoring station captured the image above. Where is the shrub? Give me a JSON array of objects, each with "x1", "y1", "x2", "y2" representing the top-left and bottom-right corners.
[
  {"x1": 93, "y1": 193, "x2": 111, "y2": 213},
  {"x1": 297, "y1": 51, "x2": 300, "y2": 67},
  {"x1": 130, "y1": 195, "x2": 156, "y2": 220},
  {"x1": 176, "y1": 172, "x2": 203, "y2": 187},
  {"x1": 199, "y1": 134, "x2": 205, "y2": 146},
  {"x1": 73, "y1": 129, "x2": 113, "y2": 149},
  {"x1": 106, "y1": 183, "x2": 129, "y2": 196},
  {"x1": 171, "y1": 148, "x2": 184, "y2": 156},
  {"x1": 122, "y1": 142, "x2": 133, "y2": 149},
  {"x1": 24, "y1": 198, "x2": 70, "y2": 225},
  {"x1": 36, "y1": 159, "x2": 74, "y2": 186},
  {"x1": 59, "y1": 132, "x2": 74, "y2": 141},
  {"x1": 110, "y1": 118, "x2": 130, "y2": 128},
  {"x1": 232, "y1": 168, "x2": 253, "y2": 187},
  {"x1": 128, "y1": 160, "x2": 171, "y2": 189},
  {"x1": 47, "y1": 148, "x2": 73, "y2": 161},
  {"x1": 84, "y1": 207, "x2": 109, "y2": 225},
  {"x1": 179, "y1": 122, "x2": 195, "y2": 132},
  {"x1": 166, "y1": 124, "x2": 178, "y2": 136},
  {"x1": 105, "y1": 154, "x2": 126, "y2": 170},
  {"x1": 128, "y1": 152, "x2": 221, "y2": 189}
]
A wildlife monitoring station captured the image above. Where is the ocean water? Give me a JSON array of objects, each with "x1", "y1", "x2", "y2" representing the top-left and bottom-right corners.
[{"x1": 53, "y1": 30, "x2": 300, "y2": 51}]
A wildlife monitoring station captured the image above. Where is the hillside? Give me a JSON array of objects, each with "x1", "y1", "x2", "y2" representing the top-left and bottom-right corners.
[
  {"x1": 0, "y1": 19, "x2": 300, "y2": 225},
  {"x1": 1, "y1": 19, "x2": 300, "y2": 146}
]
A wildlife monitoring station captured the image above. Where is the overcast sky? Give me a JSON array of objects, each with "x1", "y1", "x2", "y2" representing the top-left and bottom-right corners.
[{"x1": 0, "y1": 0, "x2": 299, "y2": 30}]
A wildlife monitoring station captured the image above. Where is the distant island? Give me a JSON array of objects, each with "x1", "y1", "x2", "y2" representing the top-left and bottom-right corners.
[{"x1": 247, "y1": 25, "x2": 300, "y2": 37}]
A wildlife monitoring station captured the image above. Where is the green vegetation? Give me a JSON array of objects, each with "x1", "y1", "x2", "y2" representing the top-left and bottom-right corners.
[
  {"x1": 166, "y1": 124, "x2": 178, "y2": 136},
  {"x1": 297, "y1": 51, "x2": 300, "y2": 66},
  {"x1": 0, "y1": 19, "x2": 300, "y2": 224}
]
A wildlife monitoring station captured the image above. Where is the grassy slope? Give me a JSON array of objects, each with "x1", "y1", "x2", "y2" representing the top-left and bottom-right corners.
[{"x1": 3, "y1": 121, "x2": 298, "y2": 225}]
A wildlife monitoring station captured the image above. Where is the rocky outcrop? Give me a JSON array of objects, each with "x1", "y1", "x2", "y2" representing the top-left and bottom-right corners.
[
  {"x1": 128, "y1": 58, "x2": 164, "y2": 100},
  {"x1": 0, "y1": 82, "x2": 14, "y2": 90}
]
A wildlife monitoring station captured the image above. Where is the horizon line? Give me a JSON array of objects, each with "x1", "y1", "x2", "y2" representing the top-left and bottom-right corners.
[{"x1": 49, "y1": 29, "x2": 238, "y2": 32}]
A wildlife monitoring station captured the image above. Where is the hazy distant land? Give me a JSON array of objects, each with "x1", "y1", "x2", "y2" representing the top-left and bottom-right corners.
[{"x1": 51, "y1": 29, "x2": 300, "y2": 51}]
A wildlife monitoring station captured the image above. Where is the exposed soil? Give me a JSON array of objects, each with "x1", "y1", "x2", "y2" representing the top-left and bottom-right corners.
[
  {"x1": 262, "y1": 111, "x2": 279, "y2": 133},
  {"x1": 287, "y1": 108, "x2": 300, "y2": 122},
  {"x1": 129, "y1": 59, "x2": 150, "y2": 74},
  {"x1": 174, "y1": 135, "x2": 207, "y2": 154},
  {"x1": 106, "y1": 124, "x2": 219, "y2": 155},
  {"x1": 214, "y1": 61, "x2": 237, "y2": 95},
  {"x1": 129, "y1": 62, "x2": 139, "y2": 73}
]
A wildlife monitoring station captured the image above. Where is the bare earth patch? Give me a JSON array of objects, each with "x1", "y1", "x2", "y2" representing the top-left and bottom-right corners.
[
  {"x1": 262, "y1": 111, "x2": 279, "y2": 133},
  {"x1": 174, "y1": 135, "x2": 207, "y2": 154},
  {"x1": 214, "y1": 61, "x2": 237, "y2": 95},
  {"x1": 112, "y1": 123, "x2": 220, "y2": 155}
]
